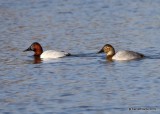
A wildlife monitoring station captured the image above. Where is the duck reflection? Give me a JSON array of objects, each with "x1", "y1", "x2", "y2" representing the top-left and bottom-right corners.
[{"x1": 33, "y1": 56, "x2": 42, "y2": 64}]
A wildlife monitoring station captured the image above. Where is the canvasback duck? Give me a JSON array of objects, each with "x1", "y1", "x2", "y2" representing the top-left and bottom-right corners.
[
  {"x1": 98, "y1": 44, "x2": 144, "y2": 61},
  {"x1": 23, "y1": 42, "x2": 71, "y2": 59}
]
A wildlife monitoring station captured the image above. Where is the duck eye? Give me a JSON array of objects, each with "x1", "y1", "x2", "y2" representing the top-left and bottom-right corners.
[{"x1": 106, "y1": 47, "x2": 110, "y2": 51}]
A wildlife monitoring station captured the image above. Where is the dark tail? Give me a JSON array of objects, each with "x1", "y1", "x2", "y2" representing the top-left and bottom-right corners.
[{"x1": 66, "y1": 53, "x2": 71, "y2": 56}]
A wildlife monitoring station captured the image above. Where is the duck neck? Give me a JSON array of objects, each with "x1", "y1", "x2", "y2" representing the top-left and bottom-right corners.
[
  {"x1": 34, "y1": 48, "x2": 43, "y2": 57},
  {"x1": 106, "y1": 55, "x2": 113, "y2": 61}
]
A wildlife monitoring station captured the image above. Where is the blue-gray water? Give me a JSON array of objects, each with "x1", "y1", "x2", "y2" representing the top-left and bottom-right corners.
[{"x1": 0, "y1": 0, "x2": 160, "y2": 114}]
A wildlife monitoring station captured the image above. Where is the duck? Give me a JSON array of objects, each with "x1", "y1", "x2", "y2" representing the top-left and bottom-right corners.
[
  {"x1": 23, "y1": 42, "x2": 71, "y2": 59},
  {"x1": 98, "y1": 44, "x2": 144, "y2": 61}
]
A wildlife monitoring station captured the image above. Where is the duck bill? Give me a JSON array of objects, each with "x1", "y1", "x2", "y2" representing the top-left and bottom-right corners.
[
  {"x1": 97, "y1": 48, "x2": 104, "y2": 53},
  {"x1": 23, "y1": 47, "x2": 32, "y2": 52}
]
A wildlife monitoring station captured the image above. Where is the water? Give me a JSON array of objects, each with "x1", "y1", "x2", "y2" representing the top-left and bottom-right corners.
[{"x1": 0, "y1": 0, "x2": 160, "y2": 114}]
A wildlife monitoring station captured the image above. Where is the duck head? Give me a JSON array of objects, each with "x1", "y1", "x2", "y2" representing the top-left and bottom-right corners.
[
  {"x1": 98, "y1": 44, "x2": 115, "y2": 57},
  {"x1": 23, "y1": 42, "x2": 43, "y2": 56}
]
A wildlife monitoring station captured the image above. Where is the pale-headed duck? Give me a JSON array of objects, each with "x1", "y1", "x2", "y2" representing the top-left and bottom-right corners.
[{"x1": 98, "y1": 44, "x2": 144, "y2": 61}]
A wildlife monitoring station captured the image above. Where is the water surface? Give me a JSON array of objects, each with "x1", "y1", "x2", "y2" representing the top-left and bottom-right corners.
[{"x1": 0, "y1": 0, "x2": 160, "y2": 114}]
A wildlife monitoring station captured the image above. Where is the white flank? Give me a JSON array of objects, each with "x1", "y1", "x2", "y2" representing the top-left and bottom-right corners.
[
  {"x1": 40, "y1": 50, "x2": 69, "y2": 59},
  {"x1": 112, "y1": 50, "x2": 142, "y2": 61}
]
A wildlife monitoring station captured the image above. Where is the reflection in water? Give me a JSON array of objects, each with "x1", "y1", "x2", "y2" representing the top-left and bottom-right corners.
[
  {"x1": 106, "y1": 56, "x2": 114, "y2": 62},
  {"x1": 33, "y1": 56, "x2": 42, "y2": 64}
]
